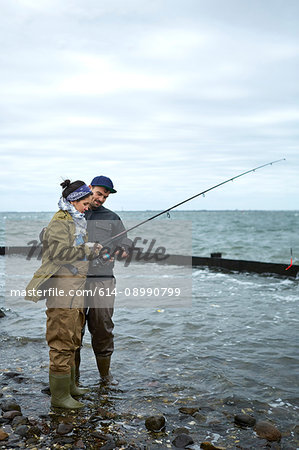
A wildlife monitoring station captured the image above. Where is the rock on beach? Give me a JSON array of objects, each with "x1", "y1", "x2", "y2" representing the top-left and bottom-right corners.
[
  {"x1": 0, "y1": 399, "x2": 22, "y2": 412},
  {"x1": 0, "y1": 429, "x2": 9, "y2": 441},
  {"x1": 200, "y1": 443, "x2": 225, "y2": 450},
  {"x1": 234, "y1": 413, "x2": 256, "y2": 427},
  {"x1": 172, "y1": 433, "x2": 194, "y2": 448},
  {"x1": 57, "y1": 423, "x2": 73, "y2": 435},
  {"x1": 12, "y1": 416, "x2": 28, "y2": 428},
  {"x1": 254, "y1": 421, "x2": 282, "y2": 442},
  {"x1": 178, "y1": 407, "x2": 199, "y2": 415},
  {"x1": 15, "y1": 424, "x2": 30, "y2": 437},
  {"x1": 145, "y1": 415, "x2": 166, "y2": 432},
  {"x1": 3, "y1": 410, "x2": 22, "y2": 420}
]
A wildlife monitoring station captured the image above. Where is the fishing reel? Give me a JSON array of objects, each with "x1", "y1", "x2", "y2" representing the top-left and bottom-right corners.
[
  {"x1": 92, "y1": 252, "x2": 113, "y2": 267},
  {"x1": 91, "y1": 244, "x2": 129, "y2": 267}
]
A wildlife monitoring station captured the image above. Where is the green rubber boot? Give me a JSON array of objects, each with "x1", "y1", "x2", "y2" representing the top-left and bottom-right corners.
[
  {"x1": 49, "y1": 372, "x2": 84, "y2": 409},
  {"x1": 70, "y1": 366, "x2": 89, "y2": 396}
]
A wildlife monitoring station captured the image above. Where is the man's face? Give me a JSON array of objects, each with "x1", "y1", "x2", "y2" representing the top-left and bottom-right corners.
[{"x1": 89, "y1": 185, "x2": 110, "y2": 208}]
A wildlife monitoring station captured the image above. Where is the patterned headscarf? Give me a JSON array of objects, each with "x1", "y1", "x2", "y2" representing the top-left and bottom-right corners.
[
  {"x1": 58, "y1": 197, "x2": 87, "y2": 237},
  {"x1": 66, "y1": 184, "x2": 92, "y2": 201}
]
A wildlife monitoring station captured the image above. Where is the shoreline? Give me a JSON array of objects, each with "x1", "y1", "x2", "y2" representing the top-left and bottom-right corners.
[{"x1": 0, "y1": 367, "x2": 296, "y2": 449}]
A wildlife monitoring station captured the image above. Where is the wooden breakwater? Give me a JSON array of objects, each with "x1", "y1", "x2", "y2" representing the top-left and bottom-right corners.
[
  {"x1": 191, "y1": 254, "x2": 298, "y2": 277},
  {"x1": 129, "y1": 250, "x2": 298, "y2": 277},
  {"x1": 0, "y1": 246, "x2": 297, "y2": 278}
]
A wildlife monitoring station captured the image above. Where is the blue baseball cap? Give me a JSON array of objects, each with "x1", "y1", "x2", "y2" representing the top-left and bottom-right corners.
[{"x1": 90, "y1": 175, "x2": 117, "y2": 193}]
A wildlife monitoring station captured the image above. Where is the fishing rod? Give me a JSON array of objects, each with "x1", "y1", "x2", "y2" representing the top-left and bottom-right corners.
[{"x1": 100, "y1": 158, "x2": 286, "y2": 248}]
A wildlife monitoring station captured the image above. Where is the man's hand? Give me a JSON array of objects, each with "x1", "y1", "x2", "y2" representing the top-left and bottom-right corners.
[{"x1": 115, "y1": 247, "x2": 128, "y2": 259}]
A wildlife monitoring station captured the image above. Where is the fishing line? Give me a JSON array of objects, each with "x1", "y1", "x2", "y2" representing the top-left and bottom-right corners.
[{"x1": 101, "y1": 158, "x2": 286, "y2": 247}]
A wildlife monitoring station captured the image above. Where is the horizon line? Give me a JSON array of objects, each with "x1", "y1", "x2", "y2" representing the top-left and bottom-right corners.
[{"x1": 0, "y1": 209, "x2": 298, "y2": 213}]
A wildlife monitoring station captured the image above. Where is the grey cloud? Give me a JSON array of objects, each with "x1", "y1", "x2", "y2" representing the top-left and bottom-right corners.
[{"x1": 0, "y1": 0, "x2": 298, "y2": 210}]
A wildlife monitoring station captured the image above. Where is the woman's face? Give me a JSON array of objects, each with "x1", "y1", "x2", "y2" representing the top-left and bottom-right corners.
[{"x1": 71, "y1": 196, "x2": 92, "y2": 213}]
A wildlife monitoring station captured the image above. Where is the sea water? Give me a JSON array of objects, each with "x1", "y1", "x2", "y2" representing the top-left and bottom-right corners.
[{"x1": 0, "y1": 210, "x2": 298, "y2": 448}]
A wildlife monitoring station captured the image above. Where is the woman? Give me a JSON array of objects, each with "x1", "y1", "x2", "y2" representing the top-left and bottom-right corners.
[{"x1": 26, "y1": 180, "x2": 100, "y2": 409}]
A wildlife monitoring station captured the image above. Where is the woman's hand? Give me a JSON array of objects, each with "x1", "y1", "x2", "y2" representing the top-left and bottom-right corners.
[{"x1": 86, "y1": 242, "x2": 103, "y2": 256}]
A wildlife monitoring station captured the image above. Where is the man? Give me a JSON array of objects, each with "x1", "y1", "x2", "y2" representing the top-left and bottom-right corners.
[{"x1": 76, "y1": 175, "x2": 131, "y2": 384}]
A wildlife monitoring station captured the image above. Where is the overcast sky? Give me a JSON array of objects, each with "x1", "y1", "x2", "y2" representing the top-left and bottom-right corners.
[{"x1": 0, "y1": 0, "x2": 298, "y2": 211}]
